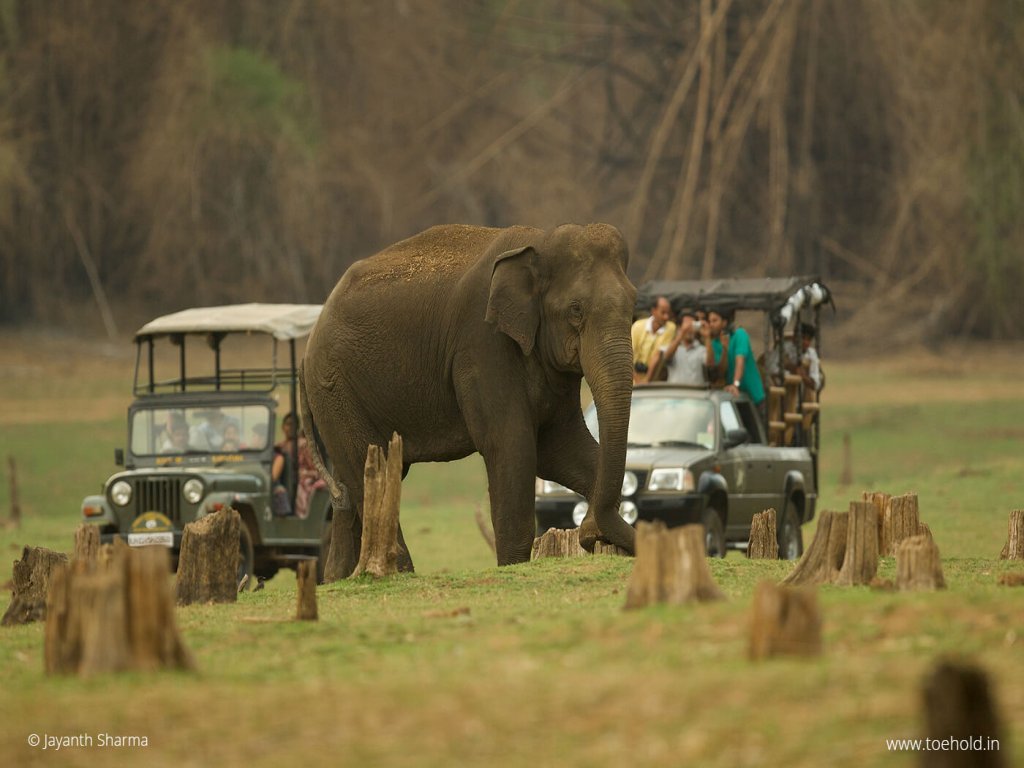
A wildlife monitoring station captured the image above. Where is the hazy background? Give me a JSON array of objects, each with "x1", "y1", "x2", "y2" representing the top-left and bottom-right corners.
[{"x1": 1, "y1": 0, "x2": 1020, "y2": 343}]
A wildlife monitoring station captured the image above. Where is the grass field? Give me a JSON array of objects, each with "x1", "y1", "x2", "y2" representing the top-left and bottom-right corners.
[{"x1": 1, "y1": 330, "x2": 1023, "y2": 767}]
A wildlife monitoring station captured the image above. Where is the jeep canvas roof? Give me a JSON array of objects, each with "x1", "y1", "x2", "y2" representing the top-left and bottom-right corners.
[
  {"x1": 135, "y1": 303, "x2": 323, "y2": 341},
  {"x1": 635, "y1": 276, "x2": 832, "y2": 323}
]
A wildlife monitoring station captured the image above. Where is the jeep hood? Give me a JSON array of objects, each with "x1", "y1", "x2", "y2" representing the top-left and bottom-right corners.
[{"x1": 625, "y1": 445, "x2": 714, "y2": 469}]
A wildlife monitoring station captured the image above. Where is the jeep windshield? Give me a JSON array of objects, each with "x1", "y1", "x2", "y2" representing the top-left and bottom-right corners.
[
  {"x1": 585, "y1": 394, "x2": 716, "y2": 450},
  {"x1": 130, "y1": 404, "x2": 273, "y2": 457}
]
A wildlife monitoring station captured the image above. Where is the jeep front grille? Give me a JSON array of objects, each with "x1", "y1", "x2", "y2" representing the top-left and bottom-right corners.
[{"x1": 133, "y1": 478, "x2": 183, "y2": 524}]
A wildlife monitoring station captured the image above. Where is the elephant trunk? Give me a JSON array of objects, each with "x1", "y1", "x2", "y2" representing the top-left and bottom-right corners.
[{"x1": 579, "y1": 329, "x2": 636, "y2": 554}]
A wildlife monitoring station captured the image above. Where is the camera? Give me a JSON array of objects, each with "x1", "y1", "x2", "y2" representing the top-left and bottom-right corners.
[
  {"x1": 692, "y1": 320, "x2": 703, "y2": 331},
  {"x1": 634, "y1": 362, "x2": 649, "y2": 374}
]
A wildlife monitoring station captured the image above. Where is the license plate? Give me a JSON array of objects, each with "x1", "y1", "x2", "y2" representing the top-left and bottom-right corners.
[{"x1": 127, "y1": 532, "x2": 174, "y2": 548}]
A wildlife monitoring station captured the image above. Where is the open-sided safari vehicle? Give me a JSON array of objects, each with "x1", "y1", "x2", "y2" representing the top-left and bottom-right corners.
[
  {"x1": 535, "y1": 276, "x2": 833, "y2": 559},
  {"x1": 80, "y1": 304, "x2": 330, "y2": 583}
]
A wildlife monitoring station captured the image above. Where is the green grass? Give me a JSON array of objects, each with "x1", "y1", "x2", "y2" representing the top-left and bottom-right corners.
[{"x1": 1, "y1": 350, "x2": 1024, "y2": 766}]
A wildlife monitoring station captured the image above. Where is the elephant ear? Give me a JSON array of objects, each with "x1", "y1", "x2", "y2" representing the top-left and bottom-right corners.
[{"x1": 485, "y1": 245, "x2": 540, "y2": 356}]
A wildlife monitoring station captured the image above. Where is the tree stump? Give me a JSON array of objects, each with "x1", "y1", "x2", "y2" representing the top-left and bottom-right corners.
[
  {"x1": 352, "y1": 433, "x2": 403, "y2": 578},
  {"x1": 74, "y1": 523, "x2": 101, "y2": 564},
  {"x1": 921, "y1": 660, "x2": 1004, "y2": 768},
  {"x1": 999, "y1": 510, "x2": 1024, "y2": 560},
  {"x1": 781, "y1": 510, "x2": 848, "y2": 586},
  {"x1": 532, "y1": 528, "x2": 586, "y2": 559},
  {"x1": 839, "y1": 432, "x2": 852, "y2": 486},
  {"x1": 748, "y1": 581, "x2": 822, "y2": 660},
  {"x1": 295, "y1": 559, "x2": 318, "y2": 621},
  {"x1": 624, "y1": 522, "x2": 724, "y2": 609},
  {"x1": 896, "y1": 534, "x2": 946, "y2": 591},
  {"x1": 835, "y1": 500, "x2": 878, "y2": 586},
  {"x1": 593, "y1": 540, "x2": 631, "y2": 556},
  {"x1": 2, "y1": 546, "x2": 69, "y2": 626},
  {"x1": 861, "y1": 491, "x2": 891, "y2": 554},
  {"x1": 45, "y1": 545, "x2": 193, "y2": 676},
  {"x1": 883, "y1": 493, "x2": 921, "y2": 556},
  {"x1": 175, "y1": 508, "x2": 240, "y2": 605},
  {"x1": 748, "y1": 508, "x2": 778, "y2": 559},
  {"x1": 6, "y1": 455, "x2": 20, "y2": 528}
]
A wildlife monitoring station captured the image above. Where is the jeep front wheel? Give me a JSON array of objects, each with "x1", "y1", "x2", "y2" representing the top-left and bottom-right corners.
[{"x1": 778, "y1": 501, "x2": 804, "y2": 561}]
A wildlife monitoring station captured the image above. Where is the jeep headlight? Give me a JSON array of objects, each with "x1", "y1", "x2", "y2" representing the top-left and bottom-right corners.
[
  {"x1": 182, "y1": 478, "x2": 205, "y2": 504},
  {"x1": 648, "y1": 468, "x2": 695, "y2": 493},
  {"x1": 621, "y1": 471, "x2": 639, "y2": 498},
  {"x1": 110, "y1": 480, "x2": 132, "y2": 507}
]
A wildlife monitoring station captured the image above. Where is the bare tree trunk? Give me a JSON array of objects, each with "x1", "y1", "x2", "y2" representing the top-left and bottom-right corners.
[
  {"x1": 624, "y1": 522, "x2": 724, "y2": 608},
  {"x1": 896, "y1": 535, "x2": 946, "y2": 591},
  {"x1": 883, "y1": 493, "x2": 922, "y2": 556},
  {"x1": 175, "y1": 509, "x2": 240, "y2": 605},
  {"x1": 74, "y1": 524, "x2": 101, "y2": 564},
  {"x1": 835, "y1": 501, "x2": 879, "y2": 586},
  {"x1": 781, "y1": 509, "x2": 848, "y2": 586},
  {"x1": 861, "y1": 491, "x2": 891, "y2": 555},
  {"x1": 46, "y1": 546, "x2": 193, "y2": 676},
  {"x1": 6, "y1": 456, "x2": 20, "y2": 528},
  {"x1": 748, "y1": 508, "x2": 778, "y2": 559},
  {"x1": 748, "y1": 581, "x2": 822, "y2": 660},
  {"x1": 921, "y1": 661, "x2": 1005, "y2": 768},
  {"x1": 2, "y1": 547, "x2": 69, "y2": 626},
  {"x1": 532, "y1": 528, "x2": 586, "y2": 559},
  {"x1": 352, "y1": 433, "x2": 403, "y2": 578},
  {"x1": 999, "y1": 510, "x2": 1024, "y2": 560},
  {"x1": 295, "y1": 559, "x2": 318, "y2": 621}
]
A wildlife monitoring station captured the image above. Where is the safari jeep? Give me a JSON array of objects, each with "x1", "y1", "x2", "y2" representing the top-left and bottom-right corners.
[
  {"x1": 535, "y1": 276, "x2": 833, "y2": 559},
  {"x1": 79, "y1": 304, "x2": 332, "y2": 583}
]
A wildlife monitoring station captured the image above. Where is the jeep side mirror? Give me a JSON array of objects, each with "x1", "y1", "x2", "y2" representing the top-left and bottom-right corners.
[
  {"x1": 724, "y1": 428, "x2": 749, "y2": 448},
  {"x1": 114, "y1": 448, "x2": 124, "y2": 467}
]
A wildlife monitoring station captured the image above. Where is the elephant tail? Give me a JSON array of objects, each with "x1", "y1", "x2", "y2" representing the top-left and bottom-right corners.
[{"x1": 298, "y1": 360, "x2": 345, "y2": 503}]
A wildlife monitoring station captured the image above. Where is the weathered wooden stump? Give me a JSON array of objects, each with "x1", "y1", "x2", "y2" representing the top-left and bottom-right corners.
[
  {"x1": 295, "y1": 559, "x2": 318, "y2": 621},
  {"x1": 748, "y1": 581, "x2": 822, "y2": 660},
  {"x1": 999, "y1": 510, "x2": 1024, "y2": 560},
  {"x1": 45, "y1": 545, "x2": 193, "y2": 676},
  {"x1": 6, "y1": 455, "x2": 20, "y2": 528},
  {"x1": 781, "y1": 510, "x2": 848, "y2": 586},
  {"x1": 839, "y1": 432, "x2": 853, "y2": 486},
  {"x1": 896, "y1": 534, "x2": 946, "y2": 591},
  {"x1": 175, "y1": 508, "x2": 240, "y2": 605},
  {"x1": 747, "y1": 508, "x2": 778, "y2": 559},
  {"x1": 624, "y1": 522, "x2": 724, "y2": 609},
  {"x1": 74, "y1": 523, "x2": 101, "y2": 564},
  {"x1": 532, "y1": 528, "x2": 586, "y2": 559},
  {"x1": 835, "y1": 500, "x2": 878, "y2": 586},
  {"x1": 883, "y1": 493, "x2": 922, "y2": 556},
  {"x1": 921, "y1": 660, "x2": 1004, "y2": 768},
  {"x1": 352, "y1": 433, "x2": 403, "y2": 578},
  {"x1": 861, "y1": 491, "x2": 891, "y2": 554},
  {"x1": 2, "y1": 546, "x2": 69, "y2": 626}
]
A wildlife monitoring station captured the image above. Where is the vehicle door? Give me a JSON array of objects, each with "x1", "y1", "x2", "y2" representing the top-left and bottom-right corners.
[
  {"x1": 716, "y1": 400, "x2": 758, "y2": 537},
  {"x1": 732, "y1": 399, "x2": 785, "y2": 518}
]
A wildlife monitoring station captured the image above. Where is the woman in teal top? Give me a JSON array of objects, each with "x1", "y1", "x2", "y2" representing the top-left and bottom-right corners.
[{"x1": 707, "y1": 309, "x2": 765, "y2": 405}]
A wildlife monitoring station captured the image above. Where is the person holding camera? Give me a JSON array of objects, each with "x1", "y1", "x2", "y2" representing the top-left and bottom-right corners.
[
  {"x1": 654, "y1": 311, "x2": 708, "y2": 385},
  {"x1": 630, "y1": 296, "x2": 676, "y2": 385}
]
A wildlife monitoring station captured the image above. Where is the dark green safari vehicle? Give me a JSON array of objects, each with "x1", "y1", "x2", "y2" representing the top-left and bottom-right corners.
[
  {"x1": 535, "y1": 277, "x2": 833, "y2": 559},
  {"x1": 79, "y1": 304, "x2": 331, "y2": 583}
]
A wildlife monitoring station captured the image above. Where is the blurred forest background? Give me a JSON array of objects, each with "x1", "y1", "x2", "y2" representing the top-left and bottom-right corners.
[{"x1": 0, "y1": 0, "x2": 1021, "y2": 343}]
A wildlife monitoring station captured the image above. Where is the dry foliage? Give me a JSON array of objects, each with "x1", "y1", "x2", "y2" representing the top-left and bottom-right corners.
[{"x1": 0, "y1": 1, "x2": 1020, "y2": 341}]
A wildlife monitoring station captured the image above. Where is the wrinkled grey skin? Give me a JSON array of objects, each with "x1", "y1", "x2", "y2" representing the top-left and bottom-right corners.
[{"x1": 300, "y1": 223, "x2": 637, "y2": 573}]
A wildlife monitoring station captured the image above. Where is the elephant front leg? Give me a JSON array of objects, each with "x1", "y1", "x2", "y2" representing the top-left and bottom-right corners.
[{"x1": 482, "y1": 440, "x2": 539, "y2": 566}]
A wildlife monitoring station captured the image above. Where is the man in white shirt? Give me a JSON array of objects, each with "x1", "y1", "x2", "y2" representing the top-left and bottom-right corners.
[
  {"x1": 656, "y1": 313, "x2": 707, "y2": 386},
  {"x1": 797, "y1": 323, "x2": 823, "y2": 394}
]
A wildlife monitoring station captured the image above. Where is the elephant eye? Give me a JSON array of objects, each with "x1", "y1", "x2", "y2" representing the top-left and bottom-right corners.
[{"x1": 569, "y1": 302, "x2": 584, "y2": 325}]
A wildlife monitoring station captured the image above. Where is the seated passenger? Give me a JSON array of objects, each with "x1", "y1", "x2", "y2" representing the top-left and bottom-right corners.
[
  {"x1": 160, "y1": 412, "x2": 190, "y2": 453},
  {"x1": 796, "y1": 323, "x2": 824, "y2": 396},
  {"x1": 221, "y1": 423, "x2": 241, "y2": 452},
  {"x1": 708, "y1": 308, "x2": 765, "y2": 411},
  {"x1": 273, "y1": 413, "x2": 326, "y2": 519}
]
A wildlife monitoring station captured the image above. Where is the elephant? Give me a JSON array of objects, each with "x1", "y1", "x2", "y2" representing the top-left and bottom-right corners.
[{"x1": 299, "y1": 222, "x2": 637, "y2": 574}]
